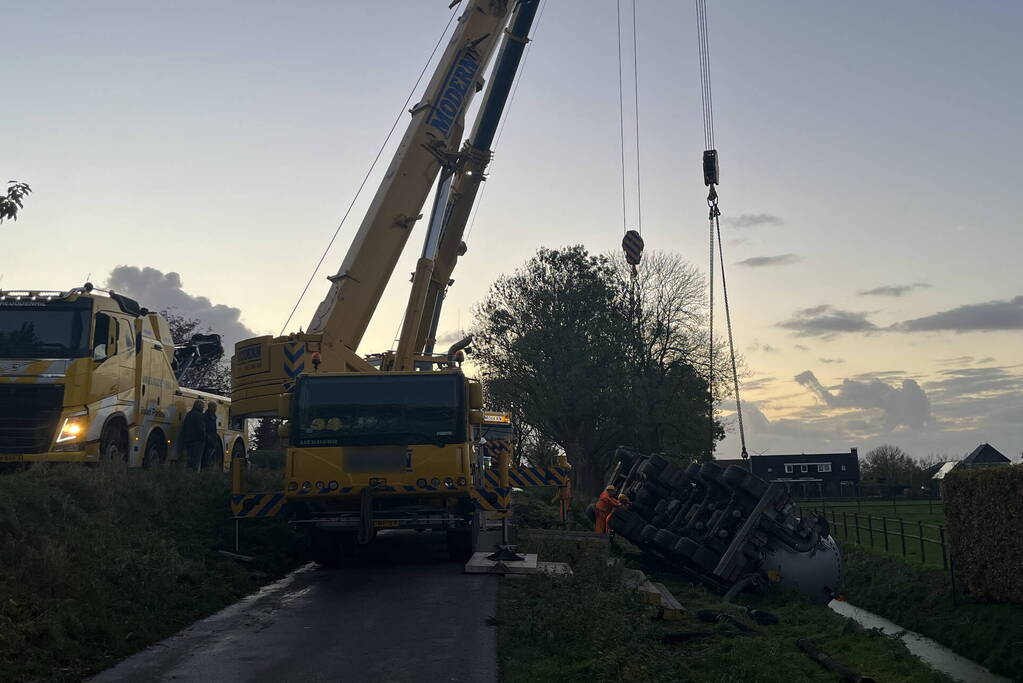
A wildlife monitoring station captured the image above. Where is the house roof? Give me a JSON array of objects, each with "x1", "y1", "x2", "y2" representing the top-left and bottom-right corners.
[
  {"x1": 932, "y1": 461, "x2": 959, "y2": 480},
  {"x1": 962, "y1": 443, "x2": 1010, "y2": 466}
]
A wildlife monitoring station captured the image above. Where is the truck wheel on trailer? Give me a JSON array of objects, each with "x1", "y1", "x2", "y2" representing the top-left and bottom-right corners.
[
  {"x1": 446, "y1": 528, "x2": 473, "y2": 561},
  {"x1": 141, "y1": 431, "x2": 167, "y2": 468},
  {"x1": 100, "y1": 420, "x2": 129, "y2": 463}
]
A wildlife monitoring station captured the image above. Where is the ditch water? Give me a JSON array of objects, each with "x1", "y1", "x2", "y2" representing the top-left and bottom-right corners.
[{"x1": 828, "y1": 599, "x2": 1009, "y2": 683}]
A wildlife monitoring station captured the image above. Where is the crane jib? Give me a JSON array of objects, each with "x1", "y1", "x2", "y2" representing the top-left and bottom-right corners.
[{"x1": 429, "y1": 50, "x2": 481, "y2": 138}]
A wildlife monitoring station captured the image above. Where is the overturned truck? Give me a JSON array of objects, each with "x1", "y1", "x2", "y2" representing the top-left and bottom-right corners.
[{"x1": 606, "y1": 450, "x2": 841, "y2": 604}]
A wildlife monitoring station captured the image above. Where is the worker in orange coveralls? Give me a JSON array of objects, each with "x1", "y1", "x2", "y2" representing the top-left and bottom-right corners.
[{"x1": 594, "y1": 485, "x2": 622, "y2": 533}]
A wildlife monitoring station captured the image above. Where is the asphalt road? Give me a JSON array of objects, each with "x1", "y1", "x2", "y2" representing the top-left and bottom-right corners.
[{"x1": 90, "y1": 531, "x2": 498, "y2": 683}]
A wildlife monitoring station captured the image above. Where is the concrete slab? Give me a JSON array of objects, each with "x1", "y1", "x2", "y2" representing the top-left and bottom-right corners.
[{"x1": 464, "y1": 551, "x2": 539, "y2": 575}]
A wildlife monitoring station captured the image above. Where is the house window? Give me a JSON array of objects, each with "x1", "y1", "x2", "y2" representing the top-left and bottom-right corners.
[
  {"x1": 784, "y1": 464, "x2": 793, "y2": 474},
  {"x1": 767, "y1": 467, "x2": 773, "y2": 473},
  {"x1": 800, "y1": 464, "x2": 808, "y2": 473},
  {"x1": 841, "y1": 465, "x2": 847, "y2": 472},
  {"x1": 818, "y1": 463, "x2": 832, "y2": 473}
]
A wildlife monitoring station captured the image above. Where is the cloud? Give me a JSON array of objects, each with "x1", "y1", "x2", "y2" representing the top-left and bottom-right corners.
[
  {"x1": 779, "y1": 305, "x2": 877, "y2": 337},
  {"x1": 894, "y1": 295, "x2": 1023, "y2": 332},
  {"x1": 736, "y1": 254, "x2": 802, "y2": 268},
  {"x1": 858, "y1": 282, "x2": 931, "y2": 297},
  {"x1": 725, "y1": 213, "x2": 783, "y2": 229},
  {"x1": 747, "y1": 340, "x2": 778, "y2": 353},
  {"x1": 794, "y1": 370, "x2": 932, "y2": 430},
  {"x1": 819, "y1": 357, "x2": 845, "y2": 364},
  {"x1": 105, "y1": 266, "x2": 255, "y2": 350},
  {"x1": 794, "y1": 344, "x2": 810, "y2": 351}
]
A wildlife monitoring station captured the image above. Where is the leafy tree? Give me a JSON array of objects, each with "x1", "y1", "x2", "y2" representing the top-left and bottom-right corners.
[
  {"x1": 471, "y1": 247, "x2": 632, "y2": 494},
  {"x1": 252, "y1": 417, "x2": 282, "y2": 452},
  {"x1": 861, "y1": 444, "x2": 920, "y2": 493},
  {"x1": 471, "y1": 246, "x2": 721, "y2": 495},
  {"x1": 0, "y1": 181, "x2": 31, "y2": 223}
]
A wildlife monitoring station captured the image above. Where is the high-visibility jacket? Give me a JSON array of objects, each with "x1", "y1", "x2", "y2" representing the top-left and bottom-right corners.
[{"x1": 594, "y1": 490, "x2": 622, "y2": 533}]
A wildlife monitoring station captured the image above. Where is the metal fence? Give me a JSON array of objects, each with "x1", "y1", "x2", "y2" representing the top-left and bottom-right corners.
[
  {"x1": 820, "y1": 508, "x2": 950, "y2": 571},
  {"x1": 799, "y1": 496, "x2": 944, "y2": 517}
]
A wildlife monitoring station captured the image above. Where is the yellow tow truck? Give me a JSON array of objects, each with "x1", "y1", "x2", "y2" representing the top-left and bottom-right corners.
[
  {"x1": 230, "y1": 0, "x2": 569, "y2": 563},
  {"x1": 0, "y1": 284, "x2": 245, "y2": 469}
]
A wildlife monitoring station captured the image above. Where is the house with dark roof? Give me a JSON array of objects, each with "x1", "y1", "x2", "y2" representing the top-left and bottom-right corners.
[
  {"x1": 920, "y1": 444, "x2": 1012, "y2": 497},
  {"x1": 960, "y1": 443, "x2": 1011, "y2": 468},
  {"x1": 717, "y1": 448, "x2": 861, "y2": 497}
]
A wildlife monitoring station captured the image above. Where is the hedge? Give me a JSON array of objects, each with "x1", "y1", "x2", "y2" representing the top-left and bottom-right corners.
[{"x1": 943, "y1": 465, "x2": 1023, "y2": 605}]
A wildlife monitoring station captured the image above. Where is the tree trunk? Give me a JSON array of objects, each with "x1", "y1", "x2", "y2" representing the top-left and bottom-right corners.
[{"x1": 565, "y1": 440, "x2": 607, "y2": 499}]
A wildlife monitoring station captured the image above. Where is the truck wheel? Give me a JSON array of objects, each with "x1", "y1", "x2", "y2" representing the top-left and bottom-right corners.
[
  {"x1": 446, "y1": 528, "x2": 473, "y2": 562},
  {"x1": 142, "y1": 433, "x2": 167, "y2": 469},
  {"x1": 100, "y1": 422, "x2": 129, "y2": 464}
]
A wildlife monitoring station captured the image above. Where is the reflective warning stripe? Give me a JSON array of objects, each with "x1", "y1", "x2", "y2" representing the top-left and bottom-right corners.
[
  {"x1": 471, "y1": 486, "x2": 511, "y2": 512},
  {"x1": 231, "y1": 492, "x2": 286, "y2": 518},
  {"x1": 507, "y1": 466, "x2": 570, "y2": 487}
]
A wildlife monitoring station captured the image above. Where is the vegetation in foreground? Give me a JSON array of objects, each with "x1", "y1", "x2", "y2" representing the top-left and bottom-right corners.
[
  {"x1": 841, "y1": 543, "x2": 1023, "y2": 679},
  {"x1": 0, "y1": 465, "x2": 305, "y2": 682},
  {"x1": 497, "y1": 534, "x2": 950, "y2": 683}
]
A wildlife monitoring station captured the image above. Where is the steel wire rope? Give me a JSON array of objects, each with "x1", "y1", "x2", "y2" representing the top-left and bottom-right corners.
[
  {"x1": 617, "y1": 0, "x2": 629, "y2": 234},
  {"x1": 279, "y1": 6, "x2": 460, "y2": 336},
  {"x1": 695, "y1": 0, "x2": 746, "y2": 459},
  {"x1": 631, "y1": 0, "x2": 643, "y2": 235}
]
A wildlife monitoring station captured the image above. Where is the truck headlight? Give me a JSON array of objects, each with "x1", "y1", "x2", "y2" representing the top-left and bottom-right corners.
[{"x1": 56, "y1": 412, "x2": 88, "y2": 443}]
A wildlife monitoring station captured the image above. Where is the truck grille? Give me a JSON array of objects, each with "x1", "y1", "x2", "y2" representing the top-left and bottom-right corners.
[{"x1": 0, "y1": 384, "x2": 65, "y2": 454}]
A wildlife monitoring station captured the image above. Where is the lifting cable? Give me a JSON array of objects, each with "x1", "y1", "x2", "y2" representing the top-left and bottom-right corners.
[
  {"x1": 696, "y1": 0, "x2": 747, "y2": 461},
  {"x1": 618, "y1": 0, "x2": 645, "y2": 278},
  {"x1": 279, "y1": 6, "x2": 460, "y2": 336}
]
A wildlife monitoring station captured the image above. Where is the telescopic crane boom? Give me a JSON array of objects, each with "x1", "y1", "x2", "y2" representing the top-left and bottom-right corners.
[{"x1": 231, "y1": 0, "x2": 515, "y2": 417}]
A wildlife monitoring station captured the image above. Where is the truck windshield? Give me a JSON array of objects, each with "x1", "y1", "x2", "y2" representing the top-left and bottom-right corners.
[
  {"x1": 0, "y1": 302, "x2": 91, "y2": 359},
  {"x1": 294, "y1": 374, "x2": 466, "y2": 448}
]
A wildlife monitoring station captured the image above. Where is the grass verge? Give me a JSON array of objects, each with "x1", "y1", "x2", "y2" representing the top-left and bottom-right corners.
[
  {"x1": 497, "y1": 535, "x2": 951, "y2": 682},
  {"x1": 840, "y1": 543, "x2": 1023, "y2": 679},
  {"x1": 0, "y1": 465, "x2": 305, "y2": 682}
]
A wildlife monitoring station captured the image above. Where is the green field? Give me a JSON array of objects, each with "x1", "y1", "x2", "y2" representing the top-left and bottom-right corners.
[{"x1": 797, "y1": 500, "x2": 949, "y2": 569}]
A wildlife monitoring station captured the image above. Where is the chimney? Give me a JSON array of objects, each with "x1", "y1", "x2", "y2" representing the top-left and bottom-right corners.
[{"x1": 851, "y1": 447, "x2": 858, "y2": 457}]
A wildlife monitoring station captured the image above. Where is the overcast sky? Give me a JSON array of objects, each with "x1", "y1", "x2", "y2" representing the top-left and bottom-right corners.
[{"x1": 4, "y1": 1, "x2": 1021, "y2": 462}]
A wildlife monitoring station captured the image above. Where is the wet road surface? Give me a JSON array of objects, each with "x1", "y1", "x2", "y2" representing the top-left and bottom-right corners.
[{"x1": 90, "y1": 530, "x2": 498, "y2": 683}]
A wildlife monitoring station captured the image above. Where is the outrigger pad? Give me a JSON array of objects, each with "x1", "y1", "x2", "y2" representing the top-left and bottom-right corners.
[{"x1": 486, "y1": 545, "x2": 526, "y2": 562}]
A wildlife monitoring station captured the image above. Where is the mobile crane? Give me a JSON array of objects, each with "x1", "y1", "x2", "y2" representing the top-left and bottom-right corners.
[{"x1": 230, "y1": 0, "x2": 569, "y2": 564}]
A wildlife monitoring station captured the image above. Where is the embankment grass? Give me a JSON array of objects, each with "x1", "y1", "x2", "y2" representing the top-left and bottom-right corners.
[
  {"x1": 841, "y1": 543, "x2": 1023, "y2": 679},
  {"x1": 497, "y1": 536, "x2": 950, "y2": 683},
  {"x1": 0, "y1": 464, "x2": 305, "y2": 682}
]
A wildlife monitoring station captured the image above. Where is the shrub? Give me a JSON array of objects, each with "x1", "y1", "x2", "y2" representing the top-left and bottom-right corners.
[{"x1": 943, "y1": 466, "x2": 1023, "y2": 605}]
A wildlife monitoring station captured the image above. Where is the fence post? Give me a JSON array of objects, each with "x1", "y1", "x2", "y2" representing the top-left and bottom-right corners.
[
  {"x1": 882, "y1": 517, "x2": 889, "y2": 552},
  {"x1": 899, "y1": 518, "x2": 906, "y2": 556},
  {"x1": 854, "y1": 513, "x2": 861, "y2": 544},
  {"x1": 918, "y1": 520, "x2": 926, "y2": 564},
  {"x1": 939, "y1": 525, "x2": 948, "y2": 570},
  {"x1": 867, "y1": 516, "x2": 874, "y2": 547}
]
